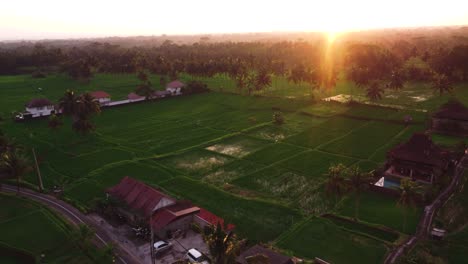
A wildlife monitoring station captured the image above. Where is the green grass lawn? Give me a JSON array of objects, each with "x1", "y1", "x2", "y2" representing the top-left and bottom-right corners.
[
  {"x1": 338, "y1": 192, "x2": 422, "y2": 234},
  {"x1": 276, "y1": 217, "x2": 388, "y2": 264}
]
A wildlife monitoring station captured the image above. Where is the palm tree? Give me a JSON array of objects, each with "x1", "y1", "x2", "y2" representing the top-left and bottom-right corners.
[
  {"x1": 324, "y1": 164, "x2": 348, "y2": 205},
  {"x1": 204, "y1": 223, "x2": 243, "y2": 264},
  {"x1": 77, "y1": 92, "x2": 100, "y2": 119},
  {"x1": 346, "y1": 166, "x2": 373, "y2": 219},
  {"x1": 431, "y1": 73, "x2": 453, "y2": 95},
  {"x1": 397, "y1": 178, "x2": 420, "y2": 233},
  {"x1": 388, "y1": 70, "x2": 405, "y2": 90},
  {"x1": 59, "y1": 90, "x2": 79, "y2": 117},
  {"x1": 0, "y1": 149, "x2": 32, "y2": 194},
  {"x1": 254, "y1": 69, "x2": 272, "y2": 94},
  {"x1": 366, "y1": 81, "x2": 385, "y2": 101}
]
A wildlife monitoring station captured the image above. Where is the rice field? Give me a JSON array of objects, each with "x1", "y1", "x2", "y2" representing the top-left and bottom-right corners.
[{"x1": 1, "y1": 73, "x2": 467, "y2": 262}]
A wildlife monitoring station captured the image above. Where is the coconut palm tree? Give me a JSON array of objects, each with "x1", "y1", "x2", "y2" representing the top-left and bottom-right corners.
[
  {"x1": 346, "y1": 166, "x2": 373, "y2": 219},
  {"x1": 366, "y1": 81, "x2": 385, "y2": 101},
  {"x1": 388, "y1": 70, "x2": 405, "y2": 90},
  {"x1": 59, "y1": 90, "x2": 79, "y2": 117},
  {"x1": 324, "y1": 163, "x2": 348, "y2": 205},
  {"x1": 397, "y1": 178, "x2": 420, "y2": 233},
  {"x1": 135, "y1": 83, "x2": 155, "y2": 100},
  {"x1": 77, "y1": 92, "x2": 100, "y2": 119},
  {"x1": 204, "y1": 223, "x2": 243, "y2": 264},
  {"x1": 431, "y1": 73, "x2": 453, "y2": 95},
  {"x1": 0, "y1": 149, "x2": 32, "y2": 194}
]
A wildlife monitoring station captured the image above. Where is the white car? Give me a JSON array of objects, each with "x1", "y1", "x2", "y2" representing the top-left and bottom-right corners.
[
  {"x1": 153, "y1": 240, "x2": 172, "y2": 254},
  {"x1": 186, "y1": 248, "x2": 209, "y2": 264}
]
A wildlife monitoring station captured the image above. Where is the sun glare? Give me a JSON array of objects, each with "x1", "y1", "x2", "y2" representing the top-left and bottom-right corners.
[{"x1": 327, "y1": 32, "x2": 337, "y2": 43}]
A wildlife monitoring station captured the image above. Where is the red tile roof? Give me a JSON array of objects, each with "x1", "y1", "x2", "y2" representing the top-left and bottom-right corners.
[
  {"x1": 433, "y1": 99, "x2": 468, "y2": 121},
  {"x1": 90, "y1": 91, "x2": 110, "y2": 99},
  {"x1": 150, "y1": 201, "x2": 200, "y2": 230},
  {"x1": 107, "y1": 177, "x2": 175, "y2": 217},
  {"x1": 26, "y1": 98, "x2": 53, "y2": 108},
  {"x1": 388, "y1": 133, "x2": 448, "y2": 167},
  {"x1": 166, "y1": 80, "x2": 185, "y2": 89},
  {"x1": 197, "y1": 208, "x2": 235, "y2": 231},
  {"x1": 127, "y1": 92, "x2": 144, "y2": 100}
]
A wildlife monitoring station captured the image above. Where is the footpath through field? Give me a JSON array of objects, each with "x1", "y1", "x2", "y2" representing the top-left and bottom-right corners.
[
  {"x1": 384, "y1": 153, "x2": 468, "y2": 264},
  {"x1": 1, "y1": 184, "x2": 141, "y2": 264}
]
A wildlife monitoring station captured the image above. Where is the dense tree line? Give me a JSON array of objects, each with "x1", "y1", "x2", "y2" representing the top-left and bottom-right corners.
[{"x1": 1, "y1": 37, "x2": 467, "y2": 99}]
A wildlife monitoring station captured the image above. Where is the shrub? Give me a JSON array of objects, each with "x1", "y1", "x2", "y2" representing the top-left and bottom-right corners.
[{"x1": 273, "y1": 111, "x2": 284, "y2": 125}]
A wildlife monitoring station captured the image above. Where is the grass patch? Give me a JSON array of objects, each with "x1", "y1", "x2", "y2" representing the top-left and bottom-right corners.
[
  {"x1": 159, "y1": 176, "x2": 302, "y2": 242},
  {"x1": 276, "y1": 217, "x2": 387, "y2": 264}
]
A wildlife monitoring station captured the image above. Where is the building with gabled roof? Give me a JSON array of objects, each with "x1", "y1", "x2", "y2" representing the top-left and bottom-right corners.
[
  {"x1": 25, "y1": 98, "x2": 55, "y2": 117},
  {"x1": 150, "y1": 201, "x2": 200, "y2": 238},
  {"x1": 166, "y1": 80, "x2": 184, "y2": 95},
  {"x1": 107, "y1": 176, "x2": 176, "y2": 222},
  {"x1": 90, "y1": 91, "x2": 111, "y2": 105},
  {"x1": 431, "y1": 99, "x2": 468, "y2": 136},
  {"x1": 385, "y1": 133, "x2": 449, "y2": 184}
]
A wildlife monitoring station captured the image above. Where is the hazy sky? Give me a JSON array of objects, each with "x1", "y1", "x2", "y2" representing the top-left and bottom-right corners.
[{"x1": 1, "y1": 0, "x2": 468, "y2": 40}]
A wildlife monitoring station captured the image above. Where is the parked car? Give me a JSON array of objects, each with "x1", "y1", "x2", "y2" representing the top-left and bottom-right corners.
[
  {"x1": 153, "y1": 240, "x2": 172, "y2": 254},
  {"x1": 186, "y1": 248, "x2": 209, "y2": 264}
]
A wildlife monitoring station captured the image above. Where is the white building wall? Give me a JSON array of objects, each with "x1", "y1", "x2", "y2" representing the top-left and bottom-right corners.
[{"x1": 25, "y1": 106, "x2": 55, "y2": 117}]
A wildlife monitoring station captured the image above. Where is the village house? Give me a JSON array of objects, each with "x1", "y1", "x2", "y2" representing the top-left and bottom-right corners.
[
  {"x1": 90, "y1": 91, "x2": 111, "y2": 105},
  {"x1": 236, "y1": 244, "x2": 294, "y2": 264},
  {"x1": 385, "y1": 133, "x2": 449, "y2": 184},
  {"x1": 127, "y1": 92, "x2": 145, "y2": 102},
  {"x1": 166, "y1": 80, "x2": 185, "y2": 95},
  {"x1": 25, "y1": 98, "x2": 55, "y2": 117},
  {"x1": 431, "y1": 99, "x2": 468, "y2": 136},
  {"x1": 107, "y1": 177, "x2": 230, "y2": 239}
]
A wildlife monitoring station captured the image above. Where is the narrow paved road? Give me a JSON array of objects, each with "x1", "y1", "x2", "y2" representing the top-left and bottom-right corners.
[
  {"x1": 384, "y1": 154, "x2": 468, "y2": 264},
  {"x1": 1, "y1": 184, "x2": 142, "y2": 264}
]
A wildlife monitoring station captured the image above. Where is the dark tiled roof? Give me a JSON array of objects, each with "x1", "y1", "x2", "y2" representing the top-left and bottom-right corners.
[
  {"x1": 388, "y1": 133, "x2": 447, "y2": 167},
  {"x1": 433, "y1": 99, "x2": 468, "y2": 121},
  {"x1": 236, "y1": 245, "x2": 293, "y2": 264},
  {"x1": 107, "y1": 177, "x2": 175, "y2": 217},
  {"x1": 26, "y1": 98, "x2": 53, "y2": 108},
  {"x1": 166, "y1": 80, "x2": 185, "y2": 89}
]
